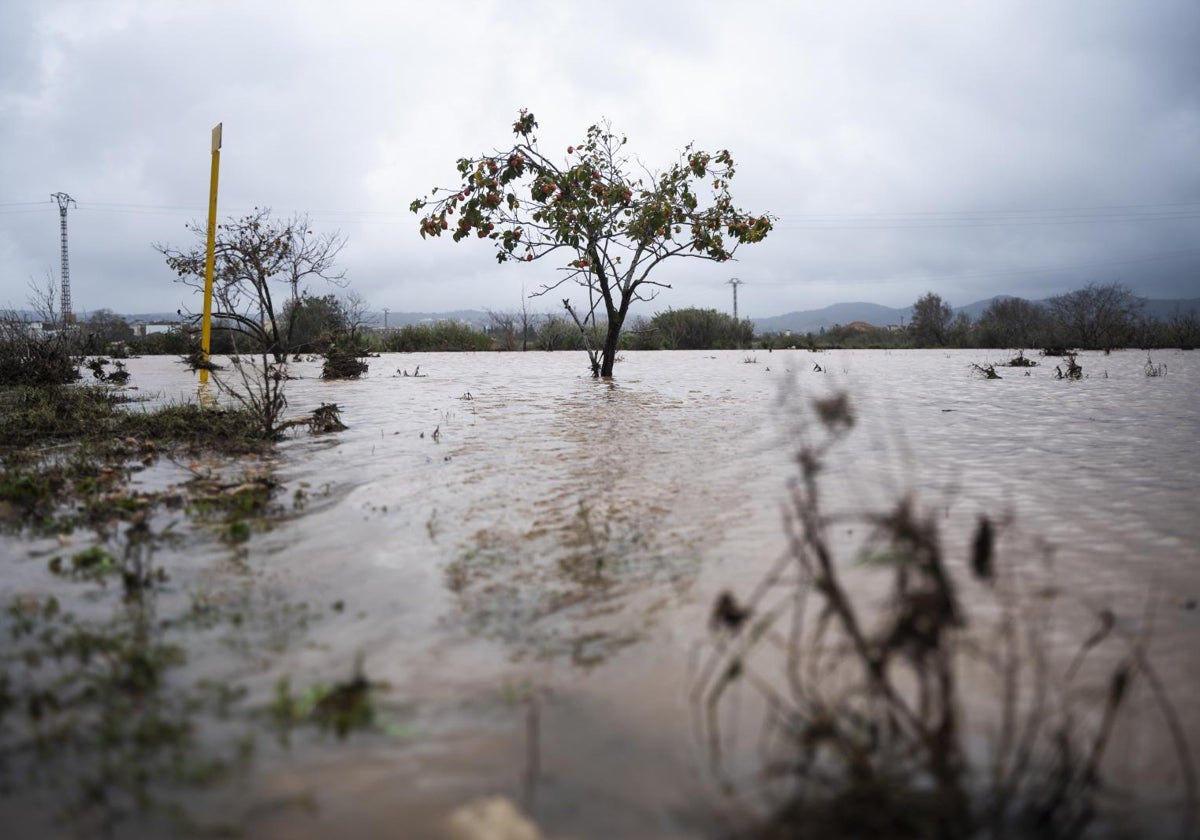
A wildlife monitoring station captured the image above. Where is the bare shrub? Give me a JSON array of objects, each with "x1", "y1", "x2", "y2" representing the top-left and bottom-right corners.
[
  {"x1": 217, "y1": 353, "x2": 287, "y2": 440},
  {"x1": 694, "y1": 394, "x2": 1194, "y2": 839},
  {"x1": 1054, "y1": 354, "x2": 1083, "y2": 380},
  {"x1": 183, "y1": 332, "x2": 287, "y2": 441},
  {"x1": 0, "y1": 276, "x2": 80, "y2": 386}
]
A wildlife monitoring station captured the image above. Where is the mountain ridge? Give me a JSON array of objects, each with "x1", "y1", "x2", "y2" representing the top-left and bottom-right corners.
[{"x1": 751, "y1": 296, "x2": 1200, "y2": 335}]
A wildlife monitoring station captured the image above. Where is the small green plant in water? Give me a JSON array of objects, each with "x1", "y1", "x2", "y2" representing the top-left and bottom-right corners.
[
  {"x1": 270, "y1": 659, "x2": 385, "y2": 742},
  {"x1": 48, "y1": 545, "x2": 119, "y2": 581}
]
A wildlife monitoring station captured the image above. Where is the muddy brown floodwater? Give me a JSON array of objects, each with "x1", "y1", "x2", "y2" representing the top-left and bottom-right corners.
[{"x1": 3, "y1": 348, "x2": 1198, "y2": 838}]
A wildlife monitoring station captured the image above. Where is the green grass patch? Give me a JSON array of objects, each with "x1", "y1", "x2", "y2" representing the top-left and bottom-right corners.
[{"x1": 0, "y1": 386, "x2": 272, "y2": 451}]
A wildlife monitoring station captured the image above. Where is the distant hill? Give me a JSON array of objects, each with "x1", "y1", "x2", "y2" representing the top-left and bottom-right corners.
[
  {"x1": 753, "y1": 302, "x2": 908, "y2": 335},
  {"x1": 751, "y1": 297, "x2": 1200, "y2": 334},
  {"x1": 1141, "y1": 298, "x2": 1200, "y2": 322}
]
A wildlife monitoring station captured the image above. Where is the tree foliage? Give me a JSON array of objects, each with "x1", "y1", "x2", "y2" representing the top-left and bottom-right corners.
[
  {"x1": 282, "y1": 294, "x2": 349, "y2": 353},
  {"x1": 132, "y1": 328, "x2": 192, "y2": 356},
  {"x1": 156, "y1": 208, "x2": 347, "y2": 362},
  {"x1": 649, "y1": 307, "x2": 752, "y2": 350},
  {"x1": 535, "y1": 313, "x2": 586, "y2": 351},
  {"x1": 411, "y1": 110, "x2": 773, "y2": 376},
  {"x1": 1045, "y1": 282, "x2": 1144, "y2": 350},
  {"x1": 909, "y1": 292, "x2": 955, "y2": 346},
  {"x1": 82, "y1": 309, "x2": 134, "y2": 351},
  {"x1": 383, "y1": 322, "x2": 492, "y2": 353},
  {"x1": 975, "y1": 297, "x2": 1049, "y2": 348}
]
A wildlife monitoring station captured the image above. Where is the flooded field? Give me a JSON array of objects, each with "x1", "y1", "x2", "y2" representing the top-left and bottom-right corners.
[{"x1": 3, "y1": 348, "x2": 1198, "y2": 838}]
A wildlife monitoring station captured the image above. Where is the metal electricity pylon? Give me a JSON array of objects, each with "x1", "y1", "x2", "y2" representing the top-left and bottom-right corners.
[
  {"x1": 51, "y1": 192, "x2": 76, "y2": 324},
  {"x1": 728, "y1": 277, "x2": 743, "y2": 322},
  {"x1": 728, "y1": 277, "x2": 745, "y2": 349}
]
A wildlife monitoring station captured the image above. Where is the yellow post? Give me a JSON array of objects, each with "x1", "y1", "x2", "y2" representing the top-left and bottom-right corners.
[{"x1": 199, "y1": 122, "x2": 222, "y2": 384}]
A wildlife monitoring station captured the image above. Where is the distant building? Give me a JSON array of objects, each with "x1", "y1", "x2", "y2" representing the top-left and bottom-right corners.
[
  {"x1": 131, "y1": 321, "x2": 178, "y2": 337},
  {"x1": 1, "y1": 317, "x2": 45, "y2": 337}
]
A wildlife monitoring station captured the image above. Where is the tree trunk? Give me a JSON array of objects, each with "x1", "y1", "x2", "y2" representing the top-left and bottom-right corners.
[{"x1": 599, "y1": 317, "x2": 622, "y2": 378}]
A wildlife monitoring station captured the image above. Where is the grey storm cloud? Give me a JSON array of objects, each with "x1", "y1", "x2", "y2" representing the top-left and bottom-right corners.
[{"x1": 1, "y1": 0, "x2": 1197, "y2": 320}]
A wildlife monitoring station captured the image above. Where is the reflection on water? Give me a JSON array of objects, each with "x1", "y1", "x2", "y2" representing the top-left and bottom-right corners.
[
  {"x1": 0, "y1": 517, "x2": 254, "y2": 836},
  {"x1": 2, "y1": 349, "x2": 1198, "y2": 837}
]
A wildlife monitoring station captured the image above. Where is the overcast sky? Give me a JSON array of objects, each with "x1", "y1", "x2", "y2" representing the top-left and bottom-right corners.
[{"x1": 1, "y1": 0, "x2": 1197, "y2": 321}]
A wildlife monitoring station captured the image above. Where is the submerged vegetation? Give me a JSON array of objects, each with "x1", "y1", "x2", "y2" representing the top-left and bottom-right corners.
[
  {"x1": 0, "y1": 334, "x2": 377, "y2": 832},
  {"x1": 0, "y1": 316, "x2": 80, "y2": 387},
  {"x1": 1, "y1": 385, "x2": 276, "y2": 451}
]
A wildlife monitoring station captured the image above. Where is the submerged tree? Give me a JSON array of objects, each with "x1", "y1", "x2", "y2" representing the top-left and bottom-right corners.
[
  {"x1": 975, "y1": 296, "x2": 1049, "y2": 349},
  {"x1": 410, "y1": 110, "x2": 773, "y2": 377},
  {"x1": 909, "y1": 292, "x2": 955, "y2": 347},
  {"x1": 156, "y1": 208, "x2": 347, "y2": 362},
  {"x1": 1045, "y1": 282, "x2": 1144, "y2": 350}
]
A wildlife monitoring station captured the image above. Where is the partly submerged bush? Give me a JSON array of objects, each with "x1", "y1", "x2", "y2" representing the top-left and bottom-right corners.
[
  {"x1": 1054, "y1": 353, "x2": 1083, "y2": 380},
  {"x1": 321, "y1": 339, "x2": 369, "y2": 380},
  {"x1": 0, "y1": 322, "x2": 79, "y2": 386}
]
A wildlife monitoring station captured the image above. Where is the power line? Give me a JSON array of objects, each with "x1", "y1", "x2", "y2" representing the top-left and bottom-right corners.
[
  {"x1": 896, "y1": 248, "x2": 1200, "y2": 287},
  {"x1": 772, "y1": 211, "x2": 1200, "y2": 230},
  {"x1": 5, "y1": 197, "x2": 1200, "y2": 237},
  {"x1": 753, "y1": 247, "x2": 1200, "y2": 288},
  {"x1": 772, "y1": 199, "x2": 1200, "y2": 218},
  {"x1": 3, "y1": 195, "x2": 1199, "y2": 227}
]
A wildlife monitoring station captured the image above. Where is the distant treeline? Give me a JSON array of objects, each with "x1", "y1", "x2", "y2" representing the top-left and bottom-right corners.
[
  {"x1": 770, "y1": 284, "x2": 1198, "y2": 351},
  {"x1": 21, "y1": 283, "x2": 1197, "y2": 359},
  {"x1": 62, "y1": 306, "x2": 759, "y2": 355}
]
